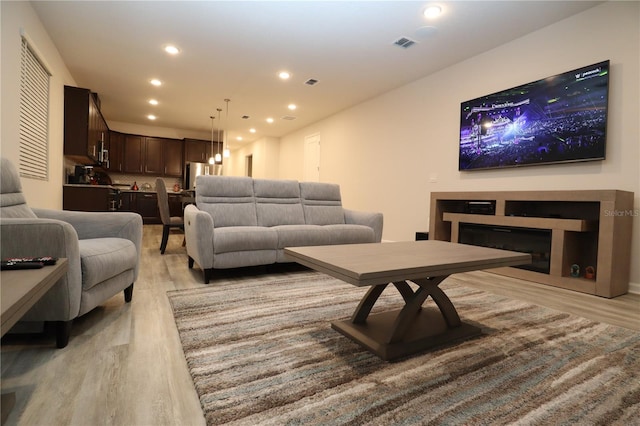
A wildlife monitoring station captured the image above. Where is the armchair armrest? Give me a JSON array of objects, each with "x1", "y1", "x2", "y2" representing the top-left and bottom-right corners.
[
  {"x1": 0, "y1": 218, "x2": 82, "y2": 320},
  {"x1": 32, "y1": 209, "x2": 141, "y2": 241},
  {"x1": 183, "y1": 204, "x2": 215, "y2": 269},
  {"x1": 32, "y1": 209, "x2": 143, "y2": 272},
  {"x1": 344, "y1": 208, "x2": 384, "y2": 242}
]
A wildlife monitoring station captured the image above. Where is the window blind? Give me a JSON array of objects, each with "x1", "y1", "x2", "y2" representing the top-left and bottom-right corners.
[{"x1": 19, "y1": 36, "x2": 51, "y2": 180}]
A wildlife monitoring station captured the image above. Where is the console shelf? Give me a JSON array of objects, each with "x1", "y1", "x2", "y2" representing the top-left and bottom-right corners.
[
  {"x1": 430, "y1": 190, "x2": 634, "y2": 298},
  {"x1": 442, "y1": 212, "x2": 597, "y2": 233}
]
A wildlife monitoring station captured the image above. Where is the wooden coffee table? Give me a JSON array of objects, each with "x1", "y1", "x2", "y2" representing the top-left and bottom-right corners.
[{"x1": 285, "y1": 241, "x2": 530, "y2": 360}]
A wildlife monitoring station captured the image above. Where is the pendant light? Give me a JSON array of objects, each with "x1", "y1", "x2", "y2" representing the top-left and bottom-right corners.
[
  {"x1": 215, "y1": 108, "x2": 222, "y2": 163},
  {"x1": 223, "y1": 98, "x2": 231, "y2": 158},
  {"x1": 208, "y1": 115, "x2": 215, "y2": 164}
]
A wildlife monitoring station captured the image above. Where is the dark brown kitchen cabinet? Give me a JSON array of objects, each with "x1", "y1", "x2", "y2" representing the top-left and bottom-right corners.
[
  {"x1": 168, "y1": 193, "x2": 184, "y2": 217},
  {"x1": 184, "y1": 139, "x2": 208, "y2": 163},
  {"x1": 123, "y1": 135, "x2": 144, "y2": 173},
  {"x1": 64, "y1": 85, "x2": 109, "y2": 165},
  {"x1": 136, "y1": 192, "x2": 161, "y2": 224},
  {"x1": 184, "y1": 138, "x2": 221, "y2": 163},
  {"x1": 145, "y1": 137, "x2": 183, "y2": 177},
  {"x1": 107, "y1": 131, "x2": 125, "y2": 172},
  {"x1": 120, "y1": 191, "x2": 185, "y2": 224},
  {"x1": 144, "y1": 137, "x2": 164, "y2": 175},
  {"x1": 120, "y1": 192, "x2": 160, "y2": 224},
  {"x1": 164, "y1": 139, "x2": 184, "y2": 177},
  {"x1": 63, "y1": 186, "x2": 115, "y2": 212},
  {"x1": 121, "y1": 135, "x2": 183, "y2": 177}
]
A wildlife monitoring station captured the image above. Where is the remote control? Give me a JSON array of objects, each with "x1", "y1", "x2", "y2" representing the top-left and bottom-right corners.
[
  {"x1": 1, "y1": 261, "x2": 45, "y2": 270},
  {"x1": 5, "y1": 256, "x2": 57, "y2": 265}
]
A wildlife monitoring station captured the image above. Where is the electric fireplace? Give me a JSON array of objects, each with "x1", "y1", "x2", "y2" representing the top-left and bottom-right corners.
[{"x1": 459, "y1": 223, "x2": 551, "y2": 274}]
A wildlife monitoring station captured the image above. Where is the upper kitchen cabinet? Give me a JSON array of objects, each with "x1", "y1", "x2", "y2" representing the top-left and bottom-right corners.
[
  {"x1": 123, "y1": 134, "x2": 144, "y2": 173},
  {"x1": 64, "y1": 85, "x2": 109, "y2": 165},
  {"x1": 145, "y1": 137, "x2": 183, "y2": 177},
  {"x1": 184, "y1": 138, "x2": 221, "y2": 163},
  {"x1": 144, "y1": 137, "x2": 164, "y2": 175},
  {"x1": 163, "y1": 138, "x2": 184, "y2": 177},
  {"x1": 106, "y1": 131, "x2": 125, "y2": 172},
  {"x1": 120, "y1": 135, "x2": 183, "y2": 177}
]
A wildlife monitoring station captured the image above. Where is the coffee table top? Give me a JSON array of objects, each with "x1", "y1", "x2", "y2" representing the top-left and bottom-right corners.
[{"x1": 285, "y1": 241, "x2": 531, "y2": 286}]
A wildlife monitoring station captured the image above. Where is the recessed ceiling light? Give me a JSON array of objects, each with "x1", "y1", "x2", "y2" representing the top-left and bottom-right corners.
[
  {"x1": 266, "y1": 117, "x2": 274, "y2": 123},
  {"x1": 147, "y1": 114, "x2": 157, "y2": 120},
  {"x1": 423, "y1": 5, "x2": 442, "y2": 19},
  {"x1": 150, "y1": 79, "x2": 162, "y2": 86},
  {"x1": 288, "y1": 104, "x2": 297, "y2": 110},
  {"x1": 148, "y1": 99, "x2": 159, "y2": 105},
  {"x1": 163, "y1": 45, "x2": 180, "y2": 55},
  {"x1": 249, "y1": 128, "x2": 256, "y2": 133},
  {"x1": 278, "y1": 71, "x2": 291, "y2": 80},
  {"x1": 236, "y1": 136, "x2": 243, "y2": 141}
]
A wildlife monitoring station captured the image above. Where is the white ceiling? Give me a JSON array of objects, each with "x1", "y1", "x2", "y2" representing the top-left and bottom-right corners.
[{"x1": 32, "y1": 1, "x2": 602, "y2": 150}]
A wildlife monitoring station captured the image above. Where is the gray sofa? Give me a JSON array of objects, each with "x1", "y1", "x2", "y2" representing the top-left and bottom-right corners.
[{"x1": 184, "y1": 176, "x2": 383, "y2": 283}]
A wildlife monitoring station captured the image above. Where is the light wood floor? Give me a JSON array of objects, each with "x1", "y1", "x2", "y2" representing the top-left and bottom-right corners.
[{"x1": 2, "y1": 226, "x2": 639, "y2": 425}]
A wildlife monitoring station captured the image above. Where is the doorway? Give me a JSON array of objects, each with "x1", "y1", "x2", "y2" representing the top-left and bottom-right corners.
[
  {"x1": 245, "y1": 155, "x2": 253, "y2": 177},
  {"x1": 304, "y1": 133, "x2": 320, "y2": 182}
]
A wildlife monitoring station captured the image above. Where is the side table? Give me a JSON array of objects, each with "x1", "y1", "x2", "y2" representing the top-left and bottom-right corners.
[{"x1": 1, "y1": 258, "x2": 68, "y2": 425}]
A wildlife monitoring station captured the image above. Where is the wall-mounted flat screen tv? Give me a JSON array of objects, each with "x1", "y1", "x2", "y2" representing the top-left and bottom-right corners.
[{"x1": 459, "y1": 60, "x2": 609, "y2": 171}]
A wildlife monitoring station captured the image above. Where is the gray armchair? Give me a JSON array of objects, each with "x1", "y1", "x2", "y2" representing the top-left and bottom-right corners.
[{"x1": 0, "y1": 158, "x2": 142, "y2": 347}]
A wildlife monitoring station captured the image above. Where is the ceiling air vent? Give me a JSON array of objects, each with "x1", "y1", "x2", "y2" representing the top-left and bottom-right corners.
[
  {"x1": 393, "y1": 37, "x2": 416, "y2": 49},
  {"x1": 281, "y1": 115, "x2": 297, "y2": 121},
  {"x1": 304, "y1": 78, "x2": 319, "y2": 86}
]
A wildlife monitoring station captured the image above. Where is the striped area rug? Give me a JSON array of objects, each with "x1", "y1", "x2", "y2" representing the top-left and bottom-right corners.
[{"x1": 167, "y1": 271, "x2": 640, "y2": 425}]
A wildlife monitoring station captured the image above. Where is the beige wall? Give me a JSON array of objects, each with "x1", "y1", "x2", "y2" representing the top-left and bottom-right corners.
[
  {"x1": 278, "y1": 2, "x2": 640, "y2": 287},
  {"x1": 1, "y1": 1, "x2": 76, "y2": 208},
  {"x1": 225, "y1": 136, "x2": 280, "y2": 178}
]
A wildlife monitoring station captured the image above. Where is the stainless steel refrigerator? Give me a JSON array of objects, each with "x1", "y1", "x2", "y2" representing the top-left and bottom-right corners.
[{"x1": 184, "y1": 162, "x2": 221, "y2": 189}]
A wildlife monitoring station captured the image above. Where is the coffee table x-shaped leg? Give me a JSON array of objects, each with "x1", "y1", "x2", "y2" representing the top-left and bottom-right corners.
[{"x1": 332, "y1": 275, "x2": 481, "y2": 361}]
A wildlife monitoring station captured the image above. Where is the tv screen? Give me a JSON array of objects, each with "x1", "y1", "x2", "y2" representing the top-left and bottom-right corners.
[{"x1": 459, "y1": 60, "x2": 610, "y2": 171}]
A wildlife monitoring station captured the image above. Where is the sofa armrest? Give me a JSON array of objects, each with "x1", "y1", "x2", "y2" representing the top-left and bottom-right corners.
[
  {"x1": 32, "y1": 209, "x2": 143, "y2": 279},
  {"x1": 184, "y1": 204, "x2": 215, "y2": 269},
  {"x1": 343, "y1": 209, "x2": 384, "y2": 242},
  {"x1": 0, "y1": 218, "x2": 83, "y2": 320}
]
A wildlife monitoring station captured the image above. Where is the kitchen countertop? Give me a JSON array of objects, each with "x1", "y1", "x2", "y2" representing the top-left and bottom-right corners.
[
  {"x1": 63, "y1": 184, "x2": 188, "y2": 194},
  {"x1": 64, "y1": 184, "x2": 118, "y2": 189}
]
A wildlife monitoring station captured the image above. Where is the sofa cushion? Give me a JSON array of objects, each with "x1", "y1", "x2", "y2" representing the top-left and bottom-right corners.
[
  {"x1": 273, "y1": 225, "x2": 332, "y2": 248},
  {"x1": 213, "y1": 226, "x2": 278, "y2": 254},
  {"x1": 254, "y1": 179, "x2": 305, "y2": 227},
  {"x1": 324, "y1": 224, "x2": 375, "y2": 244},
  {"x1": 299, "y1": 182, "x2": 345, "y2": 225},
  {"x1": 196, "y1": 176, "x2": 257, "y2": 227},
  {"x1": 78, "y1": 237, "x2": 137, "y2": 291}
]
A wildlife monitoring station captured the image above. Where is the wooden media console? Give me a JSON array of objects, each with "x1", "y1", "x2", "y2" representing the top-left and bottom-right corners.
[{"x1": 429, "y1": 190, "x2": 634, "y2": 298}]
